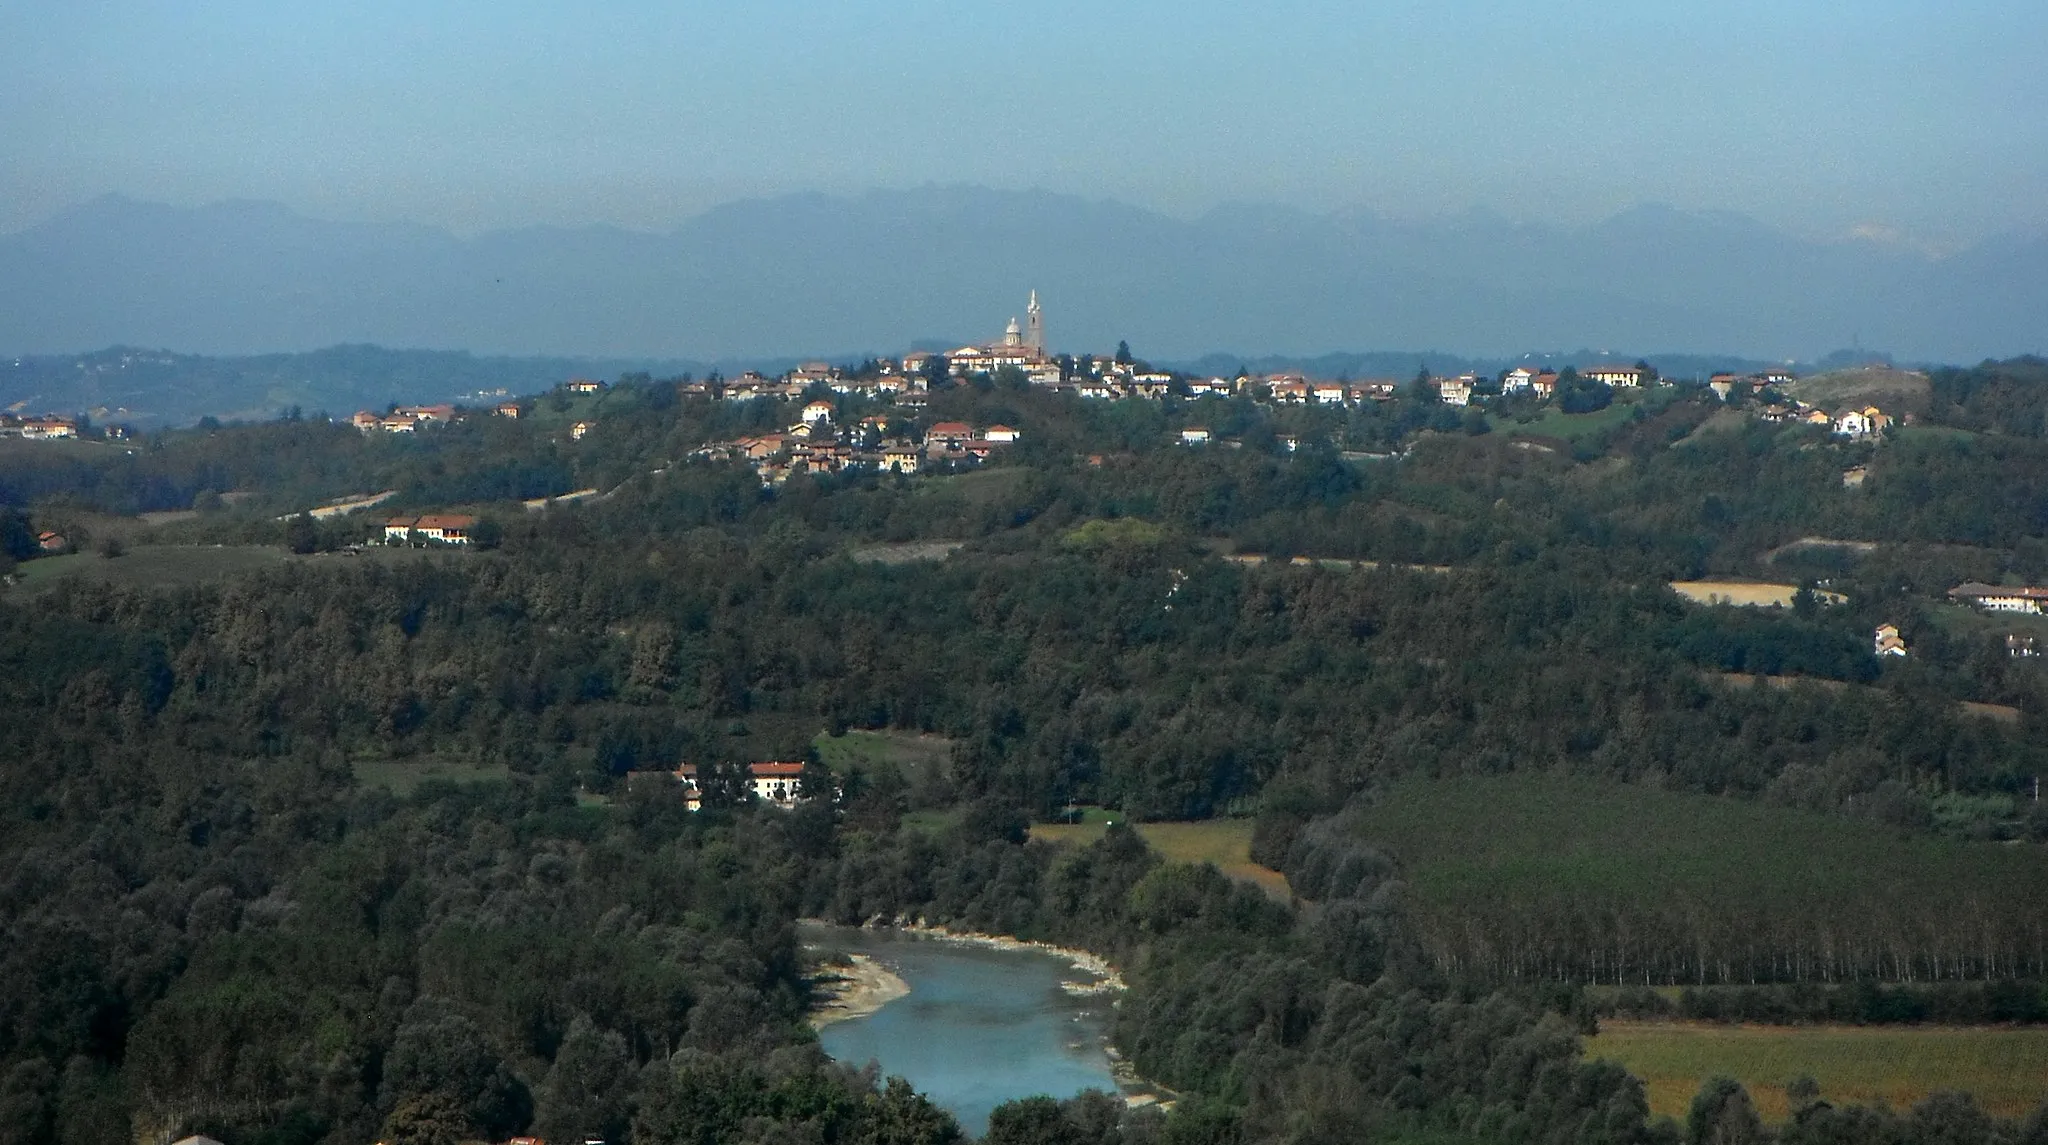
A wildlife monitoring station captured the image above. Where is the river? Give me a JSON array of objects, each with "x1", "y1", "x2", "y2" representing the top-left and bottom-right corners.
[{"x1": 808, "y1": 926, "x2": 1127, "y2": 1137}]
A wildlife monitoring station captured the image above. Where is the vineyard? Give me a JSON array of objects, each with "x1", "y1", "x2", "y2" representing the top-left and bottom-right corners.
[{"x1": 1338, "y1": 776, "x2": 2048, "y2": 985}]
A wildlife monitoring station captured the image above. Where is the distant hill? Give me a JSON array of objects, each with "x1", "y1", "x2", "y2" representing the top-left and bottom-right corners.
[
  {"x1": 2, "y1": 189, "x2": 2042, "y2": 364},
  {"x1": 0, "y1": 345, "x2": 721, "y2": 427}
]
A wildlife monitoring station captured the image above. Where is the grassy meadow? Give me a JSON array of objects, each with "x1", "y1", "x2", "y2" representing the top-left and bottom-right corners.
[
  {"x1": 1590, "y1": 1020, "x2": 2048, "y2": 1122},
  {"x1": 812, "y1": 728, "x2": 955, "y2": 786},
  {"x1": 1031, "y1": 813, "x2": 1291, "y2": 899}
]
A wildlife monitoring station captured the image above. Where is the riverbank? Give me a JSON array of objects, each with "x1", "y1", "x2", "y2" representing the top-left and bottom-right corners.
[
  {"x1": 809, "y1": 953, "x2": 912, "y2": 1030},
  {"x1": 891, "y1": 921, "x2": 1126, "y2": 995}
]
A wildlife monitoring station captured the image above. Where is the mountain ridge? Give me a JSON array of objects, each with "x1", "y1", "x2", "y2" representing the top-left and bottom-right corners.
[{"x1": 1, "y1": 187, "x2": 2041, "y2": 363}]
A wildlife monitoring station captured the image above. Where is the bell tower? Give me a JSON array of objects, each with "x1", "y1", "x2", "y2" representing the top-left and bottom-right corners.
[{"x1": 1026, "y1": 290, "x2": 1044, "y2": 357}]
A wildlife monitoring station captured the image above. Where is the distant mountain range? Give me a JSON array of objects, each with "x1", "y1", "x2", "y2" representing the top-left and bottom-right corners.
[{"x1": 2, "y1": 188, "x2": 2041, "y2": 368}]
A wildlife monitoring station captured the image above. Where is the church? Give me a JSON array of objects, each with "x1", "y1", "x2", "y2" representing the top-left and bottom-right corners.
[{"x1": 947, "y1": 292, "x2": 1048, "y2": 377}]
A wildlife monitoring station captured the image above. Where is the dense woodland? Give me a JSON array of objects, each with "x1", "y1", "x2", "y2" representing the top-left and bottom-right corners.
[{"x1": 6, "y1": 358, "x2": 2048, "y2": 1144}]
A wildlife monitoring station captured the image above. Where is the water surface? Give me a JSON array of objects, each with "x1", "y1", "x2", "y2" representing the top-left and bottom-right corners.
[{"x1": 812, "y1": 927, "x2": 1120, "y2": 1137}]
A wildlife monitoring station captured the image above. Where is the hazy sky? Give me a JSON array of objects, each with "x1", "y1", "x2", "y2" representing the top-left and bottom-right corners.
[{"x1": 4, "y1": 1, "x2": 2044, "y2": 245}]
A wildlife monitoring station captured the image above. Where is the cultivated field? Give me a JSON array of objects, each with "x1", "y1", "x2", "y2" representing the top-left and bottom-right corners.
[
  {"x1": 1031, "y1": 814, "x2": 1291, "y2": 899},
  {"x1": 1589, "y1": 1020, "x2": 2048, "y2": 1122},
  {"x1": 1341, "y1": 775, "x2": 2048, "y2": 985},
  {"x1": 6, "y1": 544, "x2": 291, "y2": 594},
  {"x1": 1670, "y1": 580, "x2": 1848, "y2": 608}
]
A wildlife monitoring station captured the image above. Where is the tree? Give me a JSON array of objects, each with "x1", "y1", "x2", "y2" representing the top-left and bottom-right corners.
[
  {"x1": 0, "y1": 509, "x2": 37, "y2": 562},
  {"x1": 471, "y1": 517, "x2": 504, "y2": 550},
  {"x1": 381, "y1": 1093, "x2": 473, "y2": 1145},
  {"x1": 864, "y1": 1077, "x2": 962, "y2": 1145},
  {"x1": 1686, "y1": 1078, "x2": 1763, "y2": 1145},
  {"x1": 985, "y1": 1096, "x2": 1081, "y2": 1145},
  {"x1": 533, "y1": 1016, "x2": 631, "y2": 1145},
  {"x1": 1116, "y1": 341, "x2": 1133, "y2": 367},
  {"x1": 1408, "y1": 366, "x2": 1436, "y2": 403},
  {"x1": 284, "y1": 514, "x2": 318, "y2": 555}
]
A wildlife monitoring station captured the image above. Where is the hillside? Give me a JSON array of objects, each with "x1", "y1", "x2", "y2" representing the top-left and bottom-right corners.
[{"x1": 1785, "y1": 365, "x2": 1933, "y2": 416}]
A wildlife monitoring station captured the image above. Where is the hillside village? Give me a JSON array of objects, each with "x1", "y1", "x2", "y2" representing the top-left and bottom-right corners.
[
  {"x1": 314, "y1": 294, "x2": 1901, "y2": 456},
  {"x1": 4, "y1": 294, "x2": 1913, "y2": 460}
]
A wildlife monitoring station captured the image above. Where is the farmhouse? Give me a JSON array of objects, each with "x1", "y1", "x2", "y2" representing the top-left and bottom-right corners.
[
  {"x1": 383, "y1": 514, "x2": 479, "y2": 545},
  {"x1": 18, "y1": 416, "x2": 78, "y2": 439},
  {"x1": 1949, "y1": 583, "x2": 2048, "y2": 614},
  {"x1": 668, "y1": 761, "x2": 812, "y2": 811},
  {"x1": 1874, "y1": 624, "x2": 1908, "y2": 657},
  {"x1": 565, "y1": 378, "x2": 605, "y2": 394}
]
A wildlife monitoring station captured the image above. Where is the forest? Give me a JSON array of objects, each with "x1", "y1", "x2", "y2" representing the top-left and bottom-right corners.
[{"x1": 5, "y1": 359, "x2": 2048, "y2": 1144}]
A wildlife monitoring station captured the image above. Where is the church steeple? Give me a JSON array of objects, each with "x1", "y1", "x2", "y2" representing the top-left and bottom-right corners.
[{"x1": 1025, "y1": 290, "x2": 1044, "y2": 356}]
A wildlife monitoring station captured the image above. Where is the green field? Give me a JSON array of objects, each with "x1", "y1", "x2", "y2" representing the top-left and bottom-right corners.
[
  {"x1": 6, "y1": 544, "x2": 291, "y2": 594},
  {"x1": 811, "y1": 728, "x2": 955, "y2": 785},
  {"x1": 352, "y1": 756, "x2": 510, "y2": 796},
  {"x1": 1590, "y1": 1021, "x2": 2048, "y2": 1122},
  {"x1": 1497, "y1": 400, "x2": 1643, "y2": 442},
  {"x1": 1031, "y1": 813, "x2": 1291, "y2": 899},
  {"x1": 1340, "y1": 776, "x2": 2048, "y2": 985}
]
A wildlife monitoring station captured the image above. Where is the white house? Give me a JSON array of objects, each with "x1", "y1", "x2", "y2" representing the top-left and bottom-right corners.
[
  {"x1": 1832, "y1": 407, "x2": 1892, "y2": 440},
  {"x1": 1180, "y1": 427, "x2": 1211, "y2": 445},
  {"x1": 1501, "y1": 367, "x2": 1537, "y2": 394},
  {"x1": 749, "y1": 762, "x2": 805, "y2": 807},
  {"x1": 1436, "y1": 376, "x2": 1473, "y2": 406},
  {"x1": 801, "y1": 401, "x2": 835, "y2": 425},
  {"x1": 984, "y1": 425, "x2": 1021, "y2": 443}
]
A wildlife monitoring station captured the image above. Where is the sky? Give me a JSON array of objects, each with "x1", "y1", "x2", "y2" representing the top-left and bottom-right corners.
[{"x1": 3, "y1": 0, "x2": 2045, "y2": 246}]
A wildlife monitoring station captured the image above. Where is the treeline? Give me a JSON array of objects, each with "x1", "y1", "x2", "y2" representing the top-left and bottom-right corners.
[{"x1": 1599, "y1": 981, "x2": 2048, "y2": 1026}]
